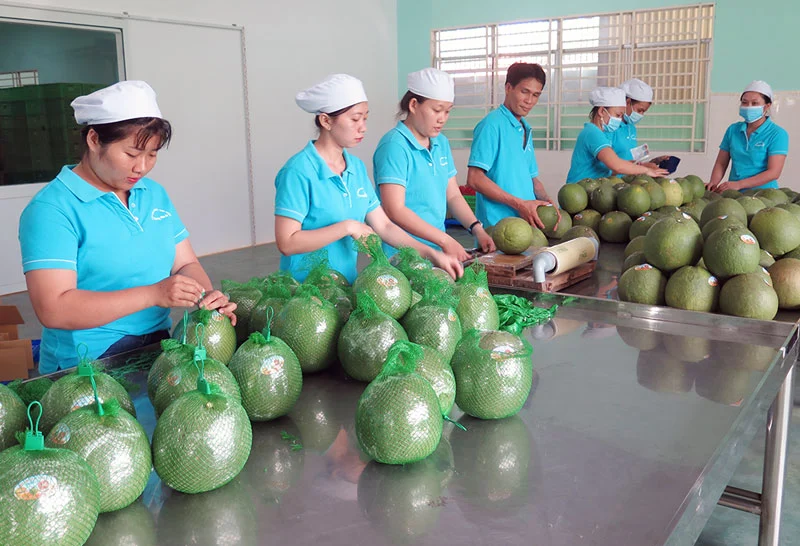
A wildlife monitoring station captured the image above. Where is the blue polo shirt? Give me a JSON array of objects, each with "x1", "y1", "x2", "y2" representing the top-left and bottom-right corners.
[
  {"x1": 275, "y1": 141, "x2": 380, "y2": 283},
  {"x1": 567, "y1": 123, "x2": 614, "y2": 183},
  {"x1": 720, "y1": 118, "x2": 789, "y2": 191},
  {"x1": 611, "y1": 118, "x2": 638, "y2": 161},
  {"x1": 468, "y1": 104, "x2": 538, "y2": 226},
  {"x1": 19, "y1": 166, "x2": 188, "y2": 373},
  {"x1": 373, "y1": 121, "x2": 457, "y2": 255}
]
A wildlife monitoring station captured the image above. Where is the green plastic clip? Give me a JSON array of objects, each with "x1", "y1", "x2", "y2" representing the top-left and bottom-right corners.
[{"x1": 23, "y1": 401, "x2": 45, "y2": 451}]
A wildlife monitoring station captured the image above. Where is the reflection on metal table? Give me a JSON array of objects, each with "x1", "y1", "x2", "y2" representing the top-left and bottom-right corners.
[{"x1": 35, "y1": 290, "x2": 798, "y2": 546}]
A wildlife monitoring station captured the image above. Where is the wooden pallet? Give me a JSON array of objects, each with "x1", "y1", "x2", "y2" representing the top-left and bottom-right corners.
[
  {"x1": 473, "y1": 251, "x2": 596, "y2": 293},
  {"x1": 464, "y1": 252, "x2": 533, "y2": 277}
]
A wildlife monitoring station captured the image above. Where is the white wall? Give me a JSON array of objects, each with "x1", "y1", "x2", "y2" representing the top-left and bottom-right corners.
[
  {"x1": 0, "y1": 0, "x2": 399, "y2": 294},
  {"x1": 451, "y1": 93, "x2": 800, "y2": 197}
]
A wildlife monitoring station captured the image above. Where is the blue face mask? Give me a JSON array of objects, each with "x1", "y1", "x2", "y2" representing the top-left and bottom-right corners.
[
  {"x1": 626, "y1": 111, "x2": 644, "y2": 125},
  {"x1": 602, "y1": 113, "x2": 623, "y2": 133},
  {"x1": 740, "y1": 106, "x2": 765, "y2": 124}
]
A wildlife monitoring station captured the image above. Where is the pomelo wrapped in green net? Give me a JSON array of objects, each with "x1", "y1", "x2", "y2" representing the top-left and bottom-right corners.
[
  {"x1": 228, "y1": 311, "x2": 303, "y2": 421},
  {"x1": 172, "y1": 308, "x2": 237, "y2": 365},
  {"x1": 356, "y1": 342, "x2": 443, "y2": 465},
  {"x1": 392, "y1": 247, "x2": 434, "y2": 293},
  {"x1": 305, "y1": 261, "x2": 355, "y2": 322},
  {"x1": 147, "y1": 337, "x2": 196, "y2": 403},
  {"x1": 411, "y1": 343, "x2": 456, "y2": 415},
  {"x1": 301, "y1": 251, "x2": 351, "y2": 290},
  {"x1": 271, "y1": 284, "x2": 343, "y2": 374},
  {"x1": 39, "y1": 352, "x2": 135, "y2": 435},
  {"x1": 401, "y1": 277, "x2": 463, "y2": 362},
  {"x1": 44, "y1": 369, "x2": 151, "y2": 512},
  {"x1": 221, "y1": 278, "x2": 264, "y2": 346},
  {"x1": 7, "y1": 377, "x2": 53, "y2": 407},
  {"x1": 152, "y1": 347, "x2": 253, "y2": 494},
  {"x1": 338, "y1": 292, "x2": 408, "y2": 382},
  {"x1": 454, "y1": 262, "x2": 500, "y2": 332},
  {"x1": 250, "y1": 282, "x2": 292, "y2": 333},
  {"x1": 451, "y1": 329, "x2": 533, "y2": 419},
  {"x1": 84, "y1": 501, "x2": 156, "y2": 546},
  {"x1": 0, "y1": 383, "x2": 26, "y2": 452},
  {"x1": 354, "y1": 234, "x2": 412, "y2": 319},
  {"x1": 260, "y1": 270, "x2": 301, "y2": 295},
  {"x1": 0, "y1": 401, "x2": 101, "y2": 545}
]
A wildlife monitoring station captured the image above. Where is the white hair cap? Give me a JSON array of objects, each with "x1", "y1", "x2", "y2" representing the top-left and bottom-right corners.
[
  {"x1": 407, "y1": 68, "x2": 455, "y2": 102},
  {"x1": 743, "y1": 80, "x2": 773, "y2": 101},
  {"x1": 620, "y1": 78, "x2": 654, "y2": 102},
  {"x1": 589, "y1": 87, "x2": 627, "y2": 107},
  {"x1": 71, "y1": 80, "x2": 162, "y2": 125},
  {"x1": 295, "y1": 74, "x2": 368, "y2": 114}
]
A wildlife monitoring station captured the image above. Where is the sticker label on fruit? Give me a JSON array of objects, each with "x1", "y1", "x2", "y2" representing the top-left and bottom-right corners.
[
  {"x1": 260, "y1": 355, "x2": 285, "y2": 376},
  {"x1": 708, "y1": 276, "x2": 719, "y2": 287},
  {"x1": 311, "y1": 296, "x2": 323, "y2": 305},
  {"x1": 411, "y1": 262, "x2": 428, "y2": 271},
  {"x1": 71, "y1": 394, "x2": 97, "y2": 411},
  {"x1": 490, "y1": 345, "x2": 516, "y2": 360},
  {"x1": 15, "y1": 475, "x2": 57, "y2": 501},
  {"x1": 575, "y1": 214, "x2": 583, "y2": 220},
  {"x1": 211, "y1": 310, "x2": 223, "y2": 321},
  {"x1": 50, "y1": 423, "x2": 71, "y2": 445},
  {"x1": 476, "y1": 287, "x2": 490, "y2": 298},
  {"x1": 718, "y1": 215, "x2": 728, "y2": 220},
  {"x1": 448, "y1": 309, "x2": 457, "y2": 322},
  {"x1": 167, "y1": 369, "x2": 182, "y2": 387},
  {"x1": 740, "y1": 234, "x2": 757, "y2": 245},
  {"x1": 642, "y1": 211, "x2": 652, "y2": 217},
  {"x1": 635, "y1": 216, "x2": 647, "y2": 222},
  {"x1": 634, "y1": 264, "x2": 654, "y2": 271},
  {"x1": 681, "y1": 213, "x2": 692, "y2": 220},
  {"x1": 669, "y1": 179, "x2": 678, "y2": 184},
  {"x1": 376, "y1": 275, "x2": 398, "y2": 288}
]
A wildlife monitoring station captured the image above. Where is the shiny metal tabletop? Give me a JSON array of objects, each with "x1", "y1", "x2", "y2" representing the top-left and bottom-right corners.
[{"x1": 72, "y1": 292, "x2": 798, "y2": 546}]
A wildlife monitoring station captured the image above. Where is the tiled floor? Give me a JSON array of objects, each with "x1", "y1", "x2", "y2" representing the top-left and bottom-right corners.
[{"x1": 4, "y1": 235, "x2": 798, "y2": 545}]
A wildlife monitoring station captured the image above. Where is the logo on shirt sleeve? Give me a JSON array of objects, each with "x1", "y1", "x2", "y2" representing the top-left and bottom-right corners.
[
  {"x1": 151, "y1": 209, "x2": 172, "y2": 221},
  {"x1": 356, "y1": 188, "x2": 368, "y2": 199}
]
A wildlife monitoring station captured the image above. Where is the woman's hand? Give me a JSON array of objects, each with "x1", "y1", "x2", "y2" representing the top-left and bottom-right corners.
[
  {"x1": 474, "y1": 226, "x2": 496, "y2": 253},
  {"x1": 712, "y1": 180, "x2": 742, "y2": 193},
  {"x1": 429, "y1": 251, "x2": 464, "y2": 280},
  {"x1": 344, "y1": 219, "x2": 375, "y2": 241},
  {"x1": 644, "y1": 167, "x2": 669, "y2": 178},
  {"x1": 152, "y1": 275, "x2": 205, "y2": 309},
  {"x1": 439, "y1": 234, "x2": 470, "y2": 262},
  {"x1": 199, "y1": 290, "x2": 238, "y2": 326}
]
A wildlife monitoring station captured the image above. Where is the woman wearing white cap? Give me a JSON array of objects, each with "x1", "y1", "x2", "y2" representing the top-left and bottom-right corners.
[
  {"x1": 373, "y1": 68, "x2": 495, "y2": 260},
  {"x1": 18, "y1": 80, "x2": 236, "y2": 373},
  {"x1": 707, "y1": 80, "x2": 789, "y2": 193},
  {"x1": 274, "y1": 74, "x2": 463, "y2": 283},
  {"x1": 566, "y1": 87, "x2": 668, "y2": 183}
]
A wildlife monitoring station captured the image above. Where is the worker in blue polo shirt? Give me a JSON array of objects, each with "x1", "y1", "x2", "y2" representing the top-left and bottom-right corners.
[
  {"x1": 566, "y1": 87, "x2": 667, "y2": 183},
  {"x1": 467, "y1": 62, "x2": 559, "y2": 230},
  {"x1": 374, "y1": 67, "x2": 495, "y2": 260},
  {"x1": 274, "y1": 74, "x2": 462, "y2": 283},
  {"x1": 18, "y1": 81, "x2": 236, "y2": 373},
  {"x1": 707, "y1": 80, "x2": 789, "y2": 193}
]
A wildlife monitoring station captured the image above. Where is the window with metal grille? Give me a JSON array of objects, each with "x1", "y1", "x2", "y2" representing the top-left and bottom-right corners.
[{"x1": 433, "y1": 4, "x2": 714, "y2": 153}]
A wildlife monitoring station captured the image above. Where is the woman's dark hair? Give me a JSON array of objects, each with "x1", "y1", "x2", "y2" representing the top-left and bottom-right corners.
[
  {"x1": 82, "y1": 117, "x2": 172, "y2": 152},
  {"x1": 740, "y1": 92, "x2": 772, "y2": 105},
  {"x1": 589, "y1": 106, "x2": 601, "y2": 121},
  {"x1": 398, "y1": 91, "x2": 427, "y2": 117},
  {"x1": 506, "y1": 63, "x2": 547, "y2": 88},
  {"x1": 314, "y1": 104, "x2": 357, "y2": 129}
]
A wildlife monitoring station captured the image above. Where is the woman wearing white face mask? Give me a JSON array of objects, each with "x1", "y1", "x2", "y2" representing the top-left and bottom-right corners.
[
  {"x1": 611, "y1": 79, "x2": 653, "y2": 161},
  {"x1": 707, "y1": 80, "x2": 789, "y2": 193},
  {"x1": 566, "y1": 87, "x2": 667, "y2": 183}
]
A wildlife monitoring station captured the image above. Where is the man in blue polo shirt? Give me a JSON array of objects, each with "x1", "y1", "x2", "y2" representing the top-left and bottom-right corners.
[{"x1": 466, "y1": 62, "x2": 559, "y2": 229}]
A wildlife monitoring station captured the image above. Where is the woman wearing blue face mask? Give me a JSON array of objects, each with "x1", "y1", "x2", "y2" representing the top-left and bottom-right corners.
[
  {"x1": 707, "y1": 80, "x2": 789, "y2": 193},
  {"x1": 566, "y1": 87, "x2": 667, "y2": 183}
]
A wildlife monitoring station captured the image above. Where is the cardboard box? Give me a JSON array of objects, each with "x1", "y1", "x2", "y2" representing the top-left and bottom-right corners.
[
  {"x1": 0, "y1": 305, "x2": 33, "y2": 381},
  {"x1": 0, "y1": 305, "x2": 24, "y2": 340}
]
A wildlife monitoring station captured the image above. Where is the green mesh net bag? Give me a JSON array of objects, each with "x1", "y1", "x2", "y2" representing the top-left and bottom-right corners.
[
  {"x1": 261, "y1": 270, "x2": 301, "y2": 294},
  {"x1": 354, "y1": 234, "x2": 412, "y2": 320},
  {"x1": 228, "y1": 311, "x2": 303, "y2": 421},
  {"x1": 146, "y1": 337, "x2": 196, "y2": 403},
  {"x1": 411, "y1": 343, "x2": 456, "y2": 415},
  {"x1": 44, "y1": 369, "x2": 151, "y2": 513},
  {"x1": 250, "y1": 282, "x2": 292, "y2": 333},
  {"x1": 152, "y1": 347, "x2": 253, "y2": 494},
  {"x1": 454, "y1": 262, "x2": 500, "y2": 332},
  {"x1": 39, "y1": 350, "x2": 135, "y2": 435},
  {"x1": 338, "y1": 292, "x2": 408, "y2": 382},
  {"x1": 7, "y1": 377, "x2": 53, "y2": 407},
  {"x1": 306, "y1": 260, "x2": 356, "y2": 322},
  {"x1": 392, "y1": 247, "x2": 434, "y2": 291},
  {"x1": 221, "y1": 278, "x2": 264, "y2": 346},
  {"x1": 84, "y1": 501, "x2": 156, "y2": 546},
  {"x1": 172, "y1": 308, "x2": 237, "y2": 365},
  {"x1": 0, "y1": 383, "x2": 26, "y2": 453},
  {"x1": 355, "y1": 342, "x2": 444, "y2": 465},
  {"x1": 401, "y1": 277, "x2": 463, "y2": 362},
  {"x1": 451, "y1": 330, "x2": 533, "y2": 419},
  {"x1": 271, "y1": 284, "x2": 343, "y2": 374},
  {"x1": 0, "y1": 401, "x2": 101, "y2": 545}
]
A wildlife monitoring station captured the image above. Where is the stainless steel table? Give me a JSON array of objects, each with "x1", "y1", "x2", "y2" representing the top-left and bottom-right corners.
[{"x1": 55, "y1": 291, "x2": 798, "y2": 546}]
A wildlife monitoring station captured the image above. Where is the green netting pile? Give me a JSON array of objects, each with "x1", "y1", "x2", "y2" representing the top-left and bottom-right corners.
[
  {"x1": 494, "y1": 294, "x2": 561, "y2": 336},
  {"x1": 0, "y1": 401, "x2": 101, "y2": 545},
  {"x1": 354, "y1": 235, "x2": 412, "y2": 319},
  {"x1": 221, "y1": 278, "x2": 265, "y2": 346},
  {"x1": 0, "y1": 383, "x2": 26, "y2": 452},
  {"x1": 454, "y1": 262, "x2": 500, "y2": 332},
  {"x1": 250, "y1": 282, "x2": 292, "y2": 333},
  {"x1": 338, "y1": 292, "x2": 408, "y2": 382},
  {"x1": 83, "y1": 501, "x2": 156, "y2": 546},
  {"x1": 410, "y1": 343, "x2": 456, "y2": 414},
  {"x1": 401, "y1": 277, "x2": 463, "y2": 362},
  {"x1": 44, "y1": 368, "x2": 151, "y2": 513},
  {"x1": 147, "y1": 338, "x2": 196, "y2": 403},
  {"x1": 39, "y1": 355, "x2": 135, "y2": 435},
  {"x1": 7, "y1": 377, "x2": 53, "y2": 407},
  {"x1": 271, "y1": 284, "x2": 342, "y2": 374},
  {"x1": 152, "y1": 347, "x2": 253, "y2": 494},
  {"x1": 228, "y1": 312, "x2": 303, "y2": 421},
  {"x1": 172, "y1": 308, "x2": 237, "y2": 365},
  {"x1": 451, "y1": 329, "x2": 533, "y2": 419},
  {"x1": 305, "y1": 261, "x2": 355, "y2": 322},
  {"x1": 356, "y1": 341, "x2": 443, "y2": 465}
]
